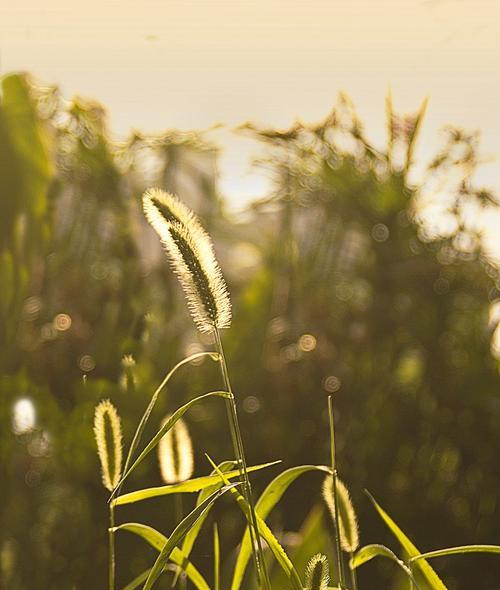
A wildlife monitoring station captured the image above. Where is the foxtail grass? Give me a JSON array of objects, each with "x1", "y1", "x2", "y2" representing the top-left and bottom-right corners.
[
  {"x1": 143, "y1": 188, "x2": 231, "y2": 333},
  {"x1": 305, "y1": 554, "x2": 330, "y2": 590},
  {"x1": 142, "y1": 188, "x2": 268, "y2": 588},
  {"x1": 158, "y1": 416, "x2": 194, "y2": 484},
  {"x1": 323, "y1": 476, "x2": 359, "y2": 554},
  {"x1": 94, "y1": 399, "x2": 123, "y2": 590}
]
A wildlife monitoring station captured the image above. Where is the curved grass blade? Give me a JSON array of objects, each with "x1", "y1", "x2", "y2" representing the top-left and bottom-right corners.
[
  {"x1": 350, "y1": 544, "x2": 422, "y2": 590},
  {"x1": 111, "y1": 351, "x2": 219, "y2": 501},
  {"x1": 231, "y1": 465, "x2": 331, "y2": 590},
  {"x1": 112, "y1": 522, "x2": 211, "y2": 590},
  {"x1": 113, "y1": 461, "x2": 280, "y2": 507},
  {"x1": 123, "y1": 569, "x2": 151, "y2": 590},
  {"x1": 171, "y1": 461, "x2": 237, "y2": 588},
  {"x1": 366, "y1": 491, "x2": 447, "y2": 590},
  {"x1": 206, "y1": 455, "x2": 303, "y2": 590},
  {"x1": 143, "y1": 483, "x2": 239, "y2": 590},
  {"x1": 410, "y1": 545, "x2": 500, "y2": 563},
  {"x1": 110, "y1": 390, "x2": 231, "y2": 500}
]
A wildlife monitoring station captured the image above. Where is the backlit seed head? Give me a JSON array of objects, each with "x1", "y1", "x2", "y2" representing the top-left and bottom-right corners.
[
  {"x1": 143, "y1": 188, "x2": 231, "y2": 333},
  {"x1": 93, "y1": 400, "x2": 123, "y2": 491},
  {"x1": 322, "y1": 475, "x2": 360, "y2": 553},
  {"x1": 305, "y1": 553, "x2": 329, "y2": 590},
  {"x1": 158, "y1": 416, "x2": 194, "y2": 484}
]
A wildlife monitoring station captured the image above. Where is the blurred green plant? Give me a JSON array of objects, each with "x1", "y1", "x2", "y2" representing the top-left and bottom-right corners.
[{"x1": 1, "y1": 73, "x2": 499, "y2": 589}]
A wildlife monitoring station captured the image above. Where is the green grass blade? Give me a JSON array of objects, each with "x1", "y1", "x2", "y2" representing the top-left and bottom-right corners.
[
  {"x1": 213, "y1": 523, "x2": 220, "y2": 590},
  {"x1": 110, "y1": 390, "x2": 231, "y2": 500},
  {"x1": 231, "y1": 465, "x2": 331, "y2": 590},
  {"x1": 366, "y1": 491, "x2": 447, "y2": 590},
  {"x1": 119, "y1": 352, "x2": 220, "y2": 498},
  {"x1": 142, "y1": 483, "x2": 239, "y2": 590},
  {"x1": 171, "y1": 461, "x2": 238, "y2": 588},
  {"x1": 113, "y1": 461, "x2": 280, "y2": 507},
  {"x1": 112, "y1": 522, "x2": 211, "y2": 590},
  {"x1": 122, "y1": 568, "x2": 151, "y2": 590},
  {"x1": 350, "y1": 544, "x2": 422, "y2": 590},
  {"x1": 206, "y1": 455, "x2": 303, "y2": 590},
  {"x1": 410, "y1": 545, "x2": 500, "y2": 563}
]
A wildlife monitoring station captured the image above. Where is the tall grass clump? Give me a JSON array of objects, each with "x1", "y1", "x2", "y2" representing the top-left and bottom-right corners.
[{"x1": 142, "y1": 188, "x2": 268, "y2": 587}]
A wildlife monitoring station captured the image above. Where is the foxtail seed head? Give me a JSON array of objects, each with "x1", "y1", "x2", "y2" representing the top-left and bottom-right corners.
[
  {"x1": 158, "y1": 416, "x2": 194, "y2": 484},
  {"x1": 305, "y1": 553, "x2": 330, "y2": 590},
  {"x1": 322, "y1": 475, "x2": 360, "y2": 553},
  {"x1": 142, "y1": 188, "x2": 231, "y2": 333},
  {"x1": 93, "y1": 400, "x2": 123, "y2": 491}
]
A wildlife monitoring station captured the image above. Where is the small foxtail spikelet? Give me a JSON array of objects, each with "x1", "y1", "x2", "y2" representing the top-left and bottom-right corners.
[
  {"x1": 142, "y1": 188, "x2": 231, "y2": 333},
  {"x1": 322, "y1": 475, "x2": 360, "y2": 553},
  {"x1": 158, "y1": 416, "x2": 194, "y2": 484},
  {"x1": 305, "y1": 553, "x2": 330, "y2": 590},
  {"x1": 93, "y1": 400, "x2": 123, "y2": 491}
]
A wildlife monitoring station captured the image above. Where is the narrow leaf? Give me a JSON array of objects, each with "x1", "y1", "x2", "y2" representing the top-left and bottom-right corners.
[
  {"x1": 231, "y1": 465, "x2": 331, "y2": 590},
  {"x1": 410, "y1": 545, "x2": 500, "y2": 563},
  {"x1": 206, "y1": 456, "x2": 303, "y2": 590},
  {"x1": 350, "y1": 544, "x2": 421, "y2": 590},
  {"x1": 120, "y1": 351, "x2": 219, "y2": 498},
  {"x1": 114, "y1": 461, "x2": 280, "y2": 506},
  {"x1": 143, "y1": 483, "x2": 239, "y2": 590},
  {"x1": 122, "y1": 569, "x2": 151, "y2": 590},
  {"x1": 110, "y1": 390, "x2": 231, "y2": 499},
  {"x1": 367, "y1": 491, "x2": 447, "y2": 590},
  {"x1": 112, "y1": 522, "x2": 210, "y2": 590}
]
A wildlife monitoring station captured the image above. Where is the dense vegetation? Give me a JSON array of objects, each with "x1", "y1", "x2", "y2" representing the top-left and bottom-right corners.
[{"x1": 1, "y1": 73, "x2": 499, "y2": 590}]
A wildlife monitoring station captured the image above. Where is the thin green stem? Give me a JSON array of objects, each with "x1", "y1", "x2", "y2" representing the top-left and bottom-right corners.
[
  {"x1": 173, "y1": 495, "x2": 187, "y2": 590},
  {"x1": 213, "y1": 523, "x2": 220, "y2": 590},
  {"x1": 109, "y1": 503, "x2": 116, "y2": 590},
  {"x1": 349, "y1": 551, "x2": 358, "y2": 590},
  {"x1": 214, "y1": 328, "x2": 270, "y2": 590},
  {"x1": 328, "y1": 395, "x2": 346, "y2": 590}
]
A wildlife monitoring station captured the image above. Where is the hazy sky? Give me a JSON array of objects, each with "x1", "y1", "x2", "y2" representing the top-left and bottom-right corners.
[{"x1": 2, "y1": 0, "x2": 500, "y2": 252}]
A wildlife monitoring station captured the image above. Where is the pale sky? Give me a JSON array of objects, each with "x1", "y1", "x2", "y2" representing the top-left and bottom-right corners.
[{"x1": 2, "y1": 0, "x2": 500, "y2": 254}]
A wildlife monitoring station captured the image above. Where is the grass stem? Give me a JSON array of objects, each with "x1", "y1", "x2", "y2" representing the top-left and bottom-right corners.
[
  {"x1": 109, "y1": 503, "x2": 116, "y2": 590},
  {"x1": 214, "y1": 328, "x2": 270, "y2": 590},
  {"x1": 328, "y1": 395, "x2": 346, "y2": 590}
]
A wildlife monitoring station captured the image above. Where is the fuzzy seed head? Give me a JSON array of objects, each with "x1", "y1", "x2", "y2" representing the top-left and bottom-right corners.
[
  {"x1": 158, "y1": 416, "x2": 194, "y2": 484},
  {"x1": 93, "y1": 399, "x2": 123, "y2": 491},
  {"x1": 323, "y1": 476, "x2": 360, "y2": 553},
  {"x1": 142, "y1": 188, "x2": 231, "y2": 333},
  {"x1": 305, "y1": 553, "x2": 330, "y2": 590}
]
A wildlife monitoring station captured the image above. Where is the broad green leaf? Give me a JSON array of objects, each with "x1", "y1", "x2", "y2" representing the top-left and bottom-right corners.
[
  {"x1": 207, "y1": 457, "x2": 303, "y2": 590},
  {"x1": 112, "y1": 522, "x2": 210, "y2": 590},
  {"x1": 114, "y1": 461, "x2": 280, "y2": 506},
  {"x1": 231, "y1": 465, "x2": 331, "y2": 590},
  {"x1": 143, "y1": 483, "x2": 239, "y2": 590},
  {"x1": 410, "y1": 545, "x2": 500, "y2": 563},
  {"x1": 350, "y1": 544, "x2": 421, "y2": 589},
  {"x1": 110, "y1": 390, "x2": 231, "y2": 499},
  {"x1": 367, "y1": 491, "x2": 447, "y2": 590}
]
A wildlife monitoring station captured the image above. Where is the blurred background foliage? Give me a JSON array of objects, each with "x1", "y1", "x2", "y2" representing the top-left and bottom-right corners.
[{"x1": 0, "y1": 73, "x2": 499, "y2": 590}]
